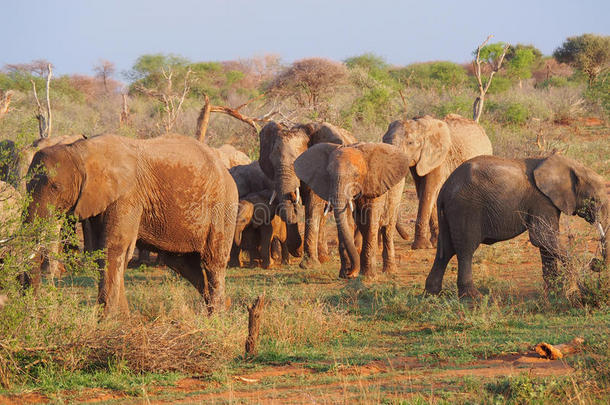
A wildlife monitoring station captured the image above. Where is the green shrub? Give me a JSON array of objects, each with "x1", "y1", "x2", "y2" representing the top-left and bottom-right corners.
[{"x1": 502, "y1": 102, "x2": 530, "y2": 125}]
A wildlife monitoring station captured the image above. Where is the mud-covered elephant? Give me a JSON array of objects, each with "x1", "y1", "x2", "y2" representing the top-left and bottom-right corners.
[
  {"x1": 295, "y1": 142, "x2": 410, "y2": 278},
  {"x1": 425, "y1": 154, "x2": 609, "y2": 297},
  {"x1": 383, "y1": 114, "x2": 492, "y2": 249},
  {"x1": 259, "y1": 121, "x2": 357, "y2": 269},
  {"x1": 26, "y1": 134, "x2": 238, "y2": 315},
  {"x1": 231, "y1": 190, "x2": 300, "y2": 268}
]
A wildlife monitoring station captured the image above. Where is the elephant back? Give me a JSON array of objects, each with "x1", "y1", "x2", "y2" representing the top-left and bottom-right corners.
[{"x1": 444, "y1": 114, "x2": 492, "y2": 171}]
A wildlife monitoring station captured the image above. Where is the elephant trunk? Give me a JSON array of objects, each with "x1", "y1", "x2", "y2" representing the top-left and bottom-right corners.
[
  {"x1": 333, "y1": 198, "x2": 359, "y2": 278},
  {"x1": 275, "y1": 168, "x2": 301, "y2": 224},
  {"x1": 285, "y1": 222, "x2": 302, "y2": 257}
]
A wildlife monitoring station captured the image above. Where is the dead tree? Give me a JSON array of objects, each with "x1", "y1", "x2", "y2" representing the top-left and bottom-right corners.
[
  {"x1": 194, "y1": 93, "x2": 279, "y2": 142},
  {"x1": 0, "y1": 90, "x2": 13, "y2": 120},
  {"x1": 119, "y1": 94, "x2": 130, "y2": 127},
  {"x1": 472, "y1": 36, "x2": 509, "y2": 123},
  {"x1": 138, "y1": 67, "x2": 193, "y2": 133},
  {"x1": 245, "y1": 295, "x2": 265, "y2": 357},
  {"x1": 31, "y1": 64, "x2": 53, "y2": 138}
]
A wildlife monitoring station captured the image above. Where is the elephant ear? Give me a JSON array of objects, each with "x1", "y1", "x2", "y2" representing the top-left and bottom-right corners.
[
  {"x1": 293, "y1": 143, "x2": 340, "y2": 201},
  {"x1": 415, "y1": 118, "x2": 451, "y2": 176},
  {"x1": 234, "y1": 200, "x2": 254, "y2": 245},
  {"x1": 308, "y1": 122, "x2": 356, "y2": 146},
  {"x1": 258, "y1": 121, "x2": 281, "y2": 180},
  {"x1": 356, "y1": 143, "x2": 410, "y2": 198},
  {"x1": 533, "y1": 154, "x2": 578, "y2": 215},
  {"x1": 73, "y1": 138, "x2": 137, "y2": 219}
]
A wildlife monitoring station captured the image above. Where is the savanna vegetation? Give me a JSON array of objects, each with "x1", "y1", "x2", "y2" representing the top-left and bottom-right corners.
[{"x1": 0, "y1": 34, "x2": 608, "y2": 403}]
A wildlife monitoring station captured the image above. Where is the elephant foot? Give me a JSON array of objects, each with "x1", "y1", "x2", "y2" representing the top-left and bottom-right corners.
[
  {"x1": 411, "y1": 237, "x2": 434, "y2": 250},
  {"x1": 382, "y1": 261, "x2": 397, "y2": 274},
  {"x1": 339, "y1": 267, "x2": 360, "y2": 279},
  {"x1": 458, "y1": 286, "x2": 481, "y2": 299},
  {"x1": 424, "y1": 277, "x2": 442, "y2": 295},
  {"x1": 299, "y1": 256, "x2": 321, "y2": 269}
]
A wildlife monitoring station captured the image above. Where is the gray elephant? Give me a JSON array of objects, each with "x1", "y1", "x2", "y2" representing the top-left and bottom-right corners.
[
  {"x1": 230, "y1": 161, "x2": 273, "y2": 199},
  {"x1": 383, "y1": 114, "x2": 492, "y2": 249},
  {"x1": 259, "y1": 121, "x2": 357, "y2": 269},
  {"x1": 425, "y1": 154, "x2": 609, "y2": 297},
  {"x1": 295, "y1": 142, "x2": 410, "y2": 278},
  {"x1": 26, "y1": 134, "x2": 237, "y2": 315}
]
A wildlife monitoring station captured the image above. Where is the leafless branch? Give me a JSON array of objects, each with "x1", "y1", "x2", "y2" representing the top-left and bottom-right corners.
[{"x1": 472, "y1": 35, "x2": 509, "y2": 123}]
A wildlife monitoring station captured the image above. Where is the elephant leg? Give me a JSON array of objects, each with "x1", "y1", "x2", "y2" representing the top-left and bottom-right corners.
[
  {"x1": 424, "y1": 212, "x2": 455, "y2": 294},
  {"x1": 381, "y1": 224, "x2": 396, "y2": 274},
  {"x1": 97, "y1": 205, "x2": 141, "y2": 316},
  {"x1": 412, "y1": 168, "x2": 442, "y2": 250},
  {"x1": 280, "y1": 240, "x2": 290, "y2": 265},
  {"x1": 359, "y1": 201, "x2": 382, "y2": 278},
  {"x1": 527, "y1": 213, "x2": 563, "y2": 289},
  {"x1": 318, "y1": 213, "x2": 330, "y2": 263},
  {"x1": 160, "y1": 252, "x2": 207, "y2": 297},
  {"x1": 300, "y1": 188, "x2": 322, "y2": 269},
  {"x1": 270, "y1": 238, "x2": 282, "y2": 262},
  {"x1": 228, "y1": 244, "x2": 241, "y2": 268},
  {"x1": 260, "y1": 225, "x2": 274, "y2": 269},
  {"x1": 457, "y1": 249, "x2": 481, "y2": 298},
  {"x1": 200, "y1": 224, "x2": 231, "y2": 314}
]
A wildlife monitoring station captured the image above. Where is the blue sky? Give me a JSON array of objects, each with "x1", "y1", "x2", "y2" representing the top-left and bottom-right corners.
[{"x1": 2, "y1": 0, "x2": 609, "y2": 77}]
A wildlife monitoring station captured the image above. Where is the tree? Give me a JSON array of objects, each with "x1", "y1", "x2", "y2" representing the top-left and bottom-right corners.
[
  {"x1": 267, "y1": 58, "x2": 348, "y2": 116},
  {"x1": 472, "y1": 36, "x2": 509, "y2": 122},
  {"x1": 553, "y1": 34, "x2": 610, "y2": 85},
  {"x1": 505, "y1": 44, "x2": 542, "y2": 87},
  {"x1": 93, "y1": 59, "x2": 115, "y2": 93}
]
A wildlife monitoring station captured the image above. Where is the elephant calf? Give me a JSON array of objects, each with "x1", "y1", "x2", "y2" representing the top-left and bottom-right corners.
[
  {"x1": 231, "y1": 190, "x2": 300, "y2": 268},
  {"x1": 425, "y1": 154, "x2": 609, "y2": 297}
]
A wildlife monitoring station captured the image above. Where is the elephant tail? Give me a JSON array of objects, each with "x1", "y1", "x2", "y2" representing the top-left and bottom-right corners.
[{"x1": 396, "y1": 221, "x2": 410, "y2": 240}]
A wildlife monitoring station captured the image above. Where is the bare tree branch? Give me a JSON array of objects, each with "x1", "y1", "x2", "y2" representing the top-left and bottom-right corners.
[{"x1": 472, "y1": 35, "x2": 509, "y2": 123}]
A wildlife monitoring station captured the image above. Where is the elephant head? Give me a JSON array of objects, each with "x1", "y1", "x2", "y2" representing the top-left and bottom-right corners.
[
  {"x1": 533, "y1": 154, "x2": 609, "y2": 270},
  {"x1": 258, "y1": 121, "x2": 356, "y2": 224},
  {"x1": 26, "y1": 138, "x2": 137, "y2": 223},
  {"x1": 382, "y1": 116, "x2": 451, "y2": 176},
  {"x1": 294, "y1": 142, "x2": 410, "y2": 275}
]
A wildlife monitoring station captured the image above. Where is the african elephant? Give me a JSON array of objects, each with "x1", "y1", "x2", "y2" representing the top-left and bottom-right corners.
[
  {"x1": 26, "y1": 134, "x2": 238, "y2": 315},
  {"x1": 295, "y1": 142, "x2": 411, "y2": 278},
  {"x1": 383, "y1": 114, "x2": 492, "y2": 249},
  {"x1": 230, "y1": 161, "x2": 273, "y2": 199},
  {"x1": 259, "y1": 121, "x2": 357, "y2": 269},
  {"x1": 425, "y1": 154, "x2": 609, "y2": 297},
  {"x1": 212, "y1": 144, "x2": 252, "y2": 169},
  {"x1": 231, "y1": 190, "x2": 299, "y2": 268}
]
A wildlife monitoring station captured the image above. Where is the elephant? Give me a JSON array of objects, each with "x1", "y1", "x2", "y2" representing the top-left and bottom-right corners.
[
  {"x1": 295, "y1": 142, "x2": 411, "y2": 278},
  {"x1": 383, "y1": 114, "x2": 492, "y2": 249},
  {"x1": 229, "y1": 161, "x2": 273, "y2": 199},
  {"x1": 424, "y1": 154, "x2": 609, "y2": 297},
  {"x1": 26, "y1": 133, "x2": 238, "y2": 315},
  {"x1": 212, "y1": 144, "x2": 251, "y2": 169},
  {"x1": 231, "y1": 190, "x2": 300, "y2": 268},
  {"x1": 259, "y1": 121, "x2": 357, "y2": 269}
]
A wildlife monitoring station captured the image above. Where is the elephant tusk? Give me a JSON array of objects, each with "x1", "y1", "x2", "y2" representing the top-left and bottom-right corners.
[
  {"x1": 295, "y1": 188, "x2": 300, "y2": 205},
  {"x1": 269, "y1": 190, "x2": 277, "y2": 205},
  {"x1": 324, "y1": 203, "x2": 331, "y2": 216},
  {"x1": 596, "y1": 222, "x2": 606, "y2": 239},
  {"x1": 349, "y1": 200, "x2": 354, "y2": 212}
]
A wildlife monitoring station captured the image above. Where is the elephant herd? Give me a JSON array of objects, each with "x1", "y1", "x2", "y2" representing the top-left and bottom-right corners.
[{"x1": 3, "y1": 113, "x2": 608, "y2": 316}]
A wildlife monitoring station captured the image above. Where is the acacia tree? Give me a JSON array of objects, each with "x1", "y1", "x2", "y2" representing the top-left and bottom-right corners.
[
  {"x1": 268, "y1": 58, "x2": 348, "y2": 119},
  {"x1": 472, "y1": 36, "x2": 509, "y2": 123},
  {"x1": 553, "y1": 34, "x2": 610, "y2": 85}
]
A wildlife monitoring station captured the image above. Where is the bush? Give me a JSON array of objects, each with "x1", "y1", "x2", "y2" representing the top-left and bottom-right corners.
[{"x1": 502, "y1": 102, "x2": 530, "y2": 125}]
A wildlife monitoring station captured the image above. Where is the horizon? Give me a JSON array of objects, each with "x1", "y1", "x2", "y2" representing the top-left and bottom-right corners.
[{"x1": 2, "y1": 0, "x2": 609, "y2": 78}]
